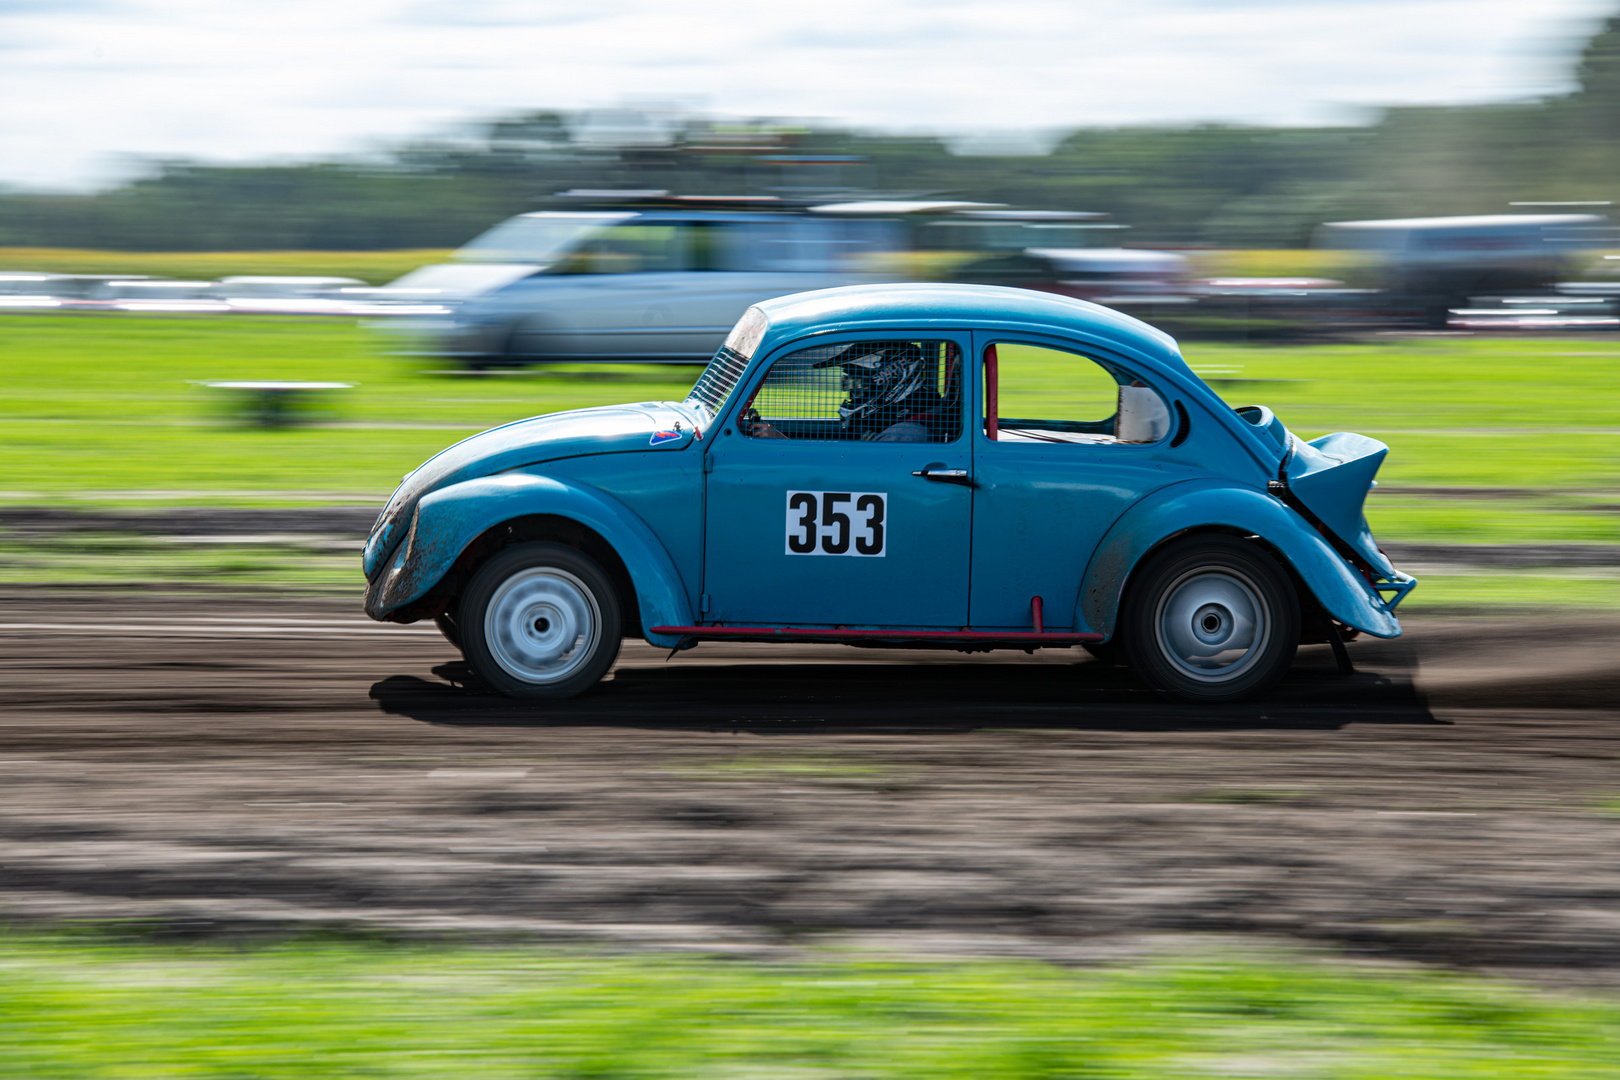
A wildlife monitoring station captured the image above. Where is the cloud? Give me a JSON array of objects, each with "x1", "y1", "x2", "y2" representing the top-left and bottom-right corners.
[
  {"x1": 389, "y1": 0, "x2": 605, "y2": 29},
  {"x1": 0, "y1": 0, "x2": 129, "y2": 13}
]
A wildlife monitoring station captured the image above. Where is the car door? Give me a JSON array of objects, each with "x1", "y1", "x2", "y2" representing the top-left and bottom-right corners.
[
  {"x1": 968, "y1": 333, "x2": 1188, "y2": 631},
  {"x1": 703, "y1": 333, "x2": 972, "y2": 627}
]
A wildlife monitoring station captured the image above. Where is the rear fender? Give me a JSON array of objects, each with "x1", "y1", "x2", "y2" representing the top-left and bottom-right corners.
[
  {"x1": 366, "y1": 471, "x2": 694, "y2": 647},
  {"x1": 1077, "y1": 479, "x2": 1401, "y2": 640},
  {"x1": 1286, "y1": 431, "x2": 1392, "y2": 575}
]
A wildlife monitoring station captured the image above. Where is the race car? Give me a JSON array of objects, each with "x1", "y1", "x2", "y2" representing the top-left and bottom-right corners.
[{"x1": 363, "y1": 283, "x2": 1414, "y2": 703}]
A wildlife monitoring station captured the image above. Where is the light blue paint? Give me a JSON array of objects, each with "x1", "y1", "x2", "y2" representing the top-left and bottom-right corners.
[
  {"x1": 363, "y1": 282, "x2": 1412, "y2": 654},
  {"x1": 365, "y1": 471, "x2": 694, "y2": 648},
  {"x1": 362, "y1": 401, "x2": 699, "y2": 580},
  {"x1": 1287, "y1": 431, "x2": 1393, "y2": 575},
  {"x1": 546, "y1": 452, "x2": 707, "y2": 620},
  {"x1": 1080, "y1": 480, "x2": 1402, "y2": 640}
]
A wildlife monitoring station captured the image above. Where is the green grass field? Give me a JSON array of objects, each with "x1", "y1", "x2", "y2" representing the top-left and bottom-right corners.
[
  {"x1": 1, "y1": 313, "x2": 697, "y2": 499},
  {"x1": 2, "y1": 312, "x2": 1618, "y2": 603},
  {"x1": 4, "y1": 935, "x2": 1619, "y2": 1078}
]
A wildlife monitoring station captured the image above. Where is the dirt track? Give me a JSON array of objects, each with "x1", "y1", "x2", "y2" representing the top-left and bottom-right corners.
[{"x1": 3, "y1": 590, "x2": 1620, "y2": 983}]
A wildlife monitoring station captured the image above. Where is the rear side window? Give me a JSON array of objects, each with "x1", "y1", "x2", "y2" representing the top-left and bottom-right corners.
[
  {"x1": 735, "y1": 219, "x2": 901, "y2": 272},
  {"x1": 985, "y1": 343, "x2": 1170, "y2": 444},
  {"x1": 739, "y1": 220, "x2": 836, "y2": 272},
  {"x1": 740, "y1": 339, "x2": 963, "y2": 443}
]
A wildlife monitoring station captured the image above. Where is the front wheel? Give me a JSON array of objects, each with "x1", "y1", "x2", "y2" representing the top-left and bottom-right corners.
[
  {"x1": 1121, "y1": 535, "x2": 1299, "y2": 703},
  {"x1": 460, "y1": 542, "x2": 622, "y2": 699},
  {"x1": 434, "y1": 611, "x2": 462, "y2": 651}
]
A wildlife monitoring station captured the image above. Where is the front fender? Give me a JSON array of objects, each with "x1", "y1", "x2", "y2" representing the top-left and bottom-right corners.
[
  {"x1": 1078, "y1": 479, "x2": 1401, "y2": 640},
  {"x1": 365, "y1": 471, "x2": 694, "y2": 648}
]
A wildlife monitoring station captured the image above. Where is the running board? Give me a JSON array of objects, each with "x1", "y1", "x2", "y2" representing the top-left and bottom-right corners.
[{"x1": 650, "y1": 625, "x2": 1102, "y2": 647}]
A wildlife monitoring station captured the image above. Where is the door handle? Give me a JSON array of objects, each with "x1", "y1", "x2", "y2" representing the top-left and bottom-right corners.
[{"x1": 911, "y1": 465, "x2": 974, "y2": 487}]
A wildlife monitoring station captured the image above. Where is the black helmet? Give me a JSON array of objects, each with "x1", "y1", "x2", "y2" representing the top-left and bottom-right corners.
[{"x1": 815, "y1": 341, "x2": 931, "y2": 436}]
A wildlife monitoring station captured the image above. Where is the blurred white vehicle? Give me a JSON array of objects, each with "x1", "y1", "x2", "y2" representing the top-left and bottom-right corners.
[
  {"x1": 0, "y1": 272, "x2": 64, "y2": 309},
  {"x1": 217, "y1": 276, "x2": 366, "y2": 315},
  {"x1": 373, "y1": 198, "x2": 906, "y2": 365},
  {"x1": 102, "y1": 279, "x2": 230, "y2": 313}
]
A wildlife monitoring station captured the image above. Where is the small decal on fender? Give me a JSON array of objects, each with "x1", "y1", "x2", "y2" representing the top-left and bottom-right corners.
[{"x1": 649, "y1": 430, "x2": 683, "y2": 446}]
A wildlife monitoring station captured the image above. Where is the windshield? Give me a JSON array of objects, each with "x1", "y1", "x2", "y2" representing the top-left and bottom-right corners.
[
  {"x1": 454, "y1": 212, "x2": 633, "y2": 264},
  {"x1": 685, "y1": 307, "x2": 769, "y2": 419}
]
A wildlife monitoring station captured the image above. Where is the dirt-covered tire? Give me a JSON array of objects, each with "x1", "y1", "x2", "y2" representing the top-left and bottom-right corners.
[
  {"x1": 1121, "y1": 534, "x2": 1299, "y2": 703},
  {"x1": 434, "y1": 612, "x2": 463, "y2": 651},
  {"x1": 459, "y1": 542, "x2": 622, "y2": 700},
  {"x1": 1081, "y1": 641, "x2": 1125, "y2": 667}
]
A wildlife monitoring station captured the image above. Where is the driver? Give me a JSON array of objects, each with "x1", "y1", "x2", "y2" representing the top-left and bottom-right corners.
[
  {"x1": 741, "y1": 341, "x2": 948, "y2": 441},
  {"x1": 818, "y1": 341, "x2": 944, "y2": 441}
]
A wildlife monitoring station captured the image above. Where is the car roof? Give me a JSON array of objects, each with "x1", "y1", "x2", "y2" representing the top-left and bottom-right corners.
[{"x1": 753, "y1": 283, "x2": 1190, "y2": 374}]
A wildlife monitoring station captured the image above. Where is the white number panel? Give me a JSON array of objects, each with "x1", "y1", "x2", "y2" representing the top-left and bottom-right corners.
[{"x1": 784, "y1": 491, "x2": 887, "y2": 557}]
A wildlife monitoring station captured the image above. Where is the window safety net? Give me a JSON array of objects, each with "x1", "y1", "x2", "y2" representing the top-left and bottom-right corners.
[
  {"x1": 741, "y1": 339, "x2": 962, "y2": 443},
  {"x1": 685, "y1": 346, "x2": 750, "y2": 416},
  {"x1": 686, "y1": 307, "x2": 769, "y2": 419}
]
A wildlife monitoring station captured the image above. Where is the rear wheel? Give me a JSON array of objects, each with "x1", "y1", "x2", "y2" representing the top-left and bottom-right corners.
[
  {"x1": 460, "y1": 542, "x2": 622, "y2": 699},
  {"x1": 1121, "y1": 535, "x2": 1299, "y2": 703}
]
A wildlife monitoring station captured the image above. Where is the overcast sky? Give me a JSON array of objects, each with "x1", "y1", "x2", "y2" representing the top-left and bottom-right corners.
[{"x1": 0, "y1": 0, "x2": 1611, "y2": 191}]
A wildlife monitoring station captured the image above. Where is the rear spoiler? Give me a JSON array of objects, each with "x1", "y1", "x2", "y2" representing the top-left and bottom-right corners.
[
  {"x1": 1283, "y1": 431, "x2": 1394, "y2": 577},
  {"x1": 1234, "y1": 405, "x2": 1414, "y2": 610}
]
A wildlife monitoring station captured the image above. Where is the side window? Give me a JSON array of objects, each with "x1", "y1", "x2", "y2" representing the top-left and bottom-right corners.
[
  {"x1": 739, "y1": 220, "x2": 847, "y2": 272},
  {"x1": 551, "y1": 224, "x2": 682, "y2": 274},
  {"x1": 739, "y1": 339, "x2": 963, "y2": 443},
  {"x1": 985, "y1": 343, "x2": 1170, "y2": 444}
]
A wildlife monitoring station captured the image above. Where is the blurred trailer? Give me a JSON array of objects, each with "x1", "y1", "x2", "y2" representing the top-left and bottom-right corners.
[{"x1": 1315, "y1": 214, "x2": 1615, "y2": 328}]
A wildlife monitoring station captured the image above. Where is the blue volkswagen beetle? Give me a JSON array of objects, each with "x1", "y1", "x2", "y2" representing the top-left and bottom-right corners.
[{"x1": 363, "y1": 283, "x2": 1414, "y2": 703}]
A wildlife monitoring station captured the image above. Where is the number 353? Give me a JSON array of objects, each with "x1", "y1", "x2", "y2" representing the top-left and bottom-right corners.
[{"x1": 785, "y1": 491, "x2": 886, "y2": 557}]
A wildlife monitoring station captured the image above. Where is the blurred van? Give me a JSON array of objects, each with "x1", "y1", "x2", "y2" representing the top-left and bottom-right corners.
[{"x1": 379, "y1": 199, "x2": 904, "y2": 366}]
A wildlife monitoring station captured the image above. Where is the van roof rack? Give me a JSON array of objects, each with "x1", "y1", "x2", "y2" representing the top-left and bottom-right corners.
[{"x1": 551, "y1": 190, "x2": 789, "y2": 210}]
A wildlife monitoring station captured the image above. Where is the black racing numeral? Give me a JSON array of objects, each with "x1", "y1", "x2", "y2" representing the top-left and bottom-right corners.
[
  {"x1": 820, "y1": 492, "x2": 851, "y2": 554},
  {"x1": 855, "y1": 494, "x2": 885, "y2": 555},
  {"x1": 788, "y1": 492, "x2": 817, "y2": 553}
]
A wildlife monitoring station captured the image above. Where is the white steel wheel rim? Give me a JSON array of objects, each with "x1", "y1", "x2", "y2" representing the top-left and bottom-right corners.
[
  {"x1": 1153, "y1": 566, "x2": 1271, "y2": 684},
  {"x1": 484, "y1": 566, "x2": 601, "y2": 685}
]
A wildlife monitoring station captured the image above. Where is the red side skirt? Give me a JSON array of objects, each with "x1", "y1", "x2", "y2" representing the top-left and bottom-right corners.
[{"x1": 650, "y1": 625, "x2": 1102, "y2": 647}]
